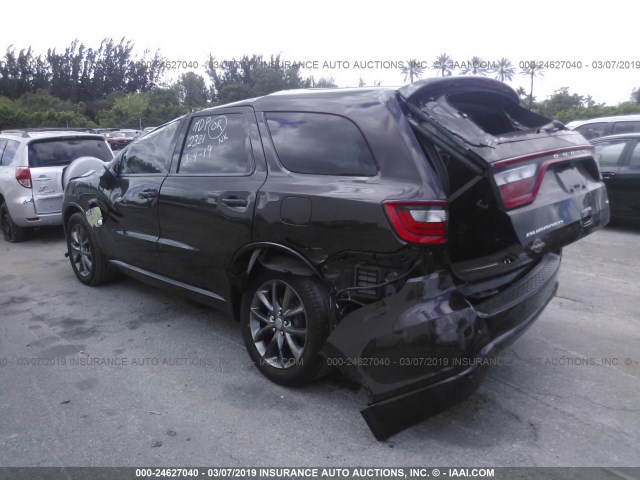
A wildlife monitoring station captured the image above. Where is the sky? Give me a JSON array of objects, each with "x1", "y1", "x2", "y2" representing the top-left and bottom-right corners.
[{"x1": 2, "y1": 0, "x2": 637, "y2": 107}]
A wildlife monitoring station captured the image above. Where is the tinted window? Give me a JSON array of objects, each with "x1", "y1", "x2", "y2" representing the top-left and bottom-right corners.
[
  {"x1": 594, "y1": 140, "x2": 627, "y2": 167},
  {"x1": 1, "y1": 140, "x2": 20, "y2": 166},
  {"x1": 266, "y1": 112, "x2": 377, "y2": 176},
  {"x1": 0, "y1": 140, "x2": 6, "y2": 165},
  {"x1": 179, "y1": 114, "x2": 253, "y2": 175},
  {"x1": 119, "y1": 119, "x2": 180, "y2": 175},
  {"x1": 28, "y1": 138, "x2": 112, "y2": 167},
  {"x1": 611, "y1": 121, "x2": 640, "y2": 135},
  {"x1": 575, "y1": 122, "x2": 607, "y2": 140},
  {"x1": 629, "y1": 142, "x2": 640, "y2": 166}
]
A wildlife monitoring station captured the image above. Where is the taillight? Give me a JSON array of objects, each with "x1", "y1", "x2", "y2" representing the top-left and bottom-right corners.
[
  {"x1": 493, "y1": 147, "x2": 595, "y2": 209},
  {"x1": 15, "y1": 167, "x2": 32, "y2": 188},
  {"x1": 494, "y1": 163, "x2": 538, "y2": 208},
  {"x1": 383, "y1": 201, "x2": 447, "y2": 244}
]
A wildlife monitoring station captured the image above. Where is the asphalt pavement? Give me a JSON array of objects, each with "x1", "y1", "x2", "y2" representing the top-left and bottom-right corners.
[{"x1": 0, "y1": 225, "x2": 638, "y2": 467}]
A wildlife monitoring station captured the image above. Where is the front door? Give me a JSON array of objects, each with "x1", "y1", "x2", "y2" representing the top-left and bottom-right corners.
[{"x1": 101, "y1": 119, "x2": 183, "y2": 273}]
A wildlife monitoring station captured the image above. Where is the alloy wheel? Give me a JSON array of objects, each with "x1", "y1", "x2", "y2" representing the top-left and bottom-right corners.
[
  {"x1": 249, "y1": 279, "x2": 307, "y2": 369},
  {"x1": 69, "y1": 224, "x2": 93, "y2": 278}
]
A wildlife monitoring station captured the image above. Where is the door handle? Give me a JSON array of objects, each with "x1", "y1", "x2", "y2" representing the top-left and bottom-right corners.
[
  {"x1": 139, "y1": 189, "x2": 158, "y2": 200},
  {"x1": 601, "y1": 172, "x2": 616, "y2": 179},
  {"x1": 221, "y1": 197, "x2": 248, "y2": 207}
]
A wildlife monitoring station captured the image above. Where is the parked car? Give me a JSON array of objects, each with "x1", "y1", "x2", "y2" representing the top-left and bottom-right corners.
[
  {"x1": 566, "y1": 114, "x2": 640, "y2": 140},
  {"x1": 103, "y1": 130, "x2": 140, "y2": 150},
  {"x1": 591, "y1": 133, "x2": 640, "y2": 221},
  {"x1": 63, "y1": 77, "x2": 609, "y2": 439},
  {"x1": 0, "y1": 130, "x2": 113, "y2": 242}
]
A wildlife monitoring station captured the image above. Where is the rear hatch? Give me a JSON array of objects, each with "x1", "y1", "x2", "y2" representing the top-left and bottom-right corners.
[
  {"x1": 28, "y1": 136, "x2": 112, "y2": 215},
  {"x1": 399, "y1": 78, "x2": 609, "y2": 283}
]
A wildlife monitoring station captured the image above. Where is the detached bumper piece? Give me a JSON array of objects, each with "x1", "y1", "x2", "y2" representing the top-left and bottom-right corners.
[{"x1": 322, "y1": 253, "x2": 561, "y2": 440}]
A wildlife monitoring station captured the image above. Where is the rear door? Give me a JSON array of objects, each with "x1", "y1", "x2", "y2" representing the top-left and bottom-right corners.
[
  {"x1": 614, "y1": 139, "x2": 640, "y2": 220},
  {"x1": 592, "y1": 137, "x2": 629, "y2": 216},
  {"x1": 28, "y1": 136, "x2": 112, "y2": 215},
  {"x1": 157, "y1": 107, "x2": 267, "y2": 297},
  {"x1": 400, "y1": 78, "x2": 610, "y2": 257}
]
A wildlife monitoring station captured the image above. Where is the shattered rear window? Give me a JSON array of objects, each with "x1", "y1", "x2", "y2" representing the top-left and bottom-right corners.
[{"x1": 413, "y1": 91, "x2": 553, "y2": 146}]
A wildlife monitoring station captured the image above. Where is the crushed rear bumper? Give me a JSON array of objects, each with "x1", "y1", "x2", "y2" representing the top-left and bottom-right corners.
[{"x1": 321, "y1": 252, "x2": 561, "y2": 440}]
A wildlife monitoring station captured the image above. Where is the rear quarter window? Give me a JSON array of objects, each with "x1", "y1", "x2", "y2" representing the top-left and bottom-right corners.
[
  {"x1": 28, "y1": 138, "x2": 112, "y2": 167},
  {"x1": 265, "y1": 112, "x2": 377, "y2": 176},
  {"x1": 0, "y1": 140, "x2": 20, "y2": 166},
  {"x1": 611, "y1": 121, "x2": 640, "y2": 135},
  {"x1": 575, "y1": 122, "x2": 607, "y2": 140}
]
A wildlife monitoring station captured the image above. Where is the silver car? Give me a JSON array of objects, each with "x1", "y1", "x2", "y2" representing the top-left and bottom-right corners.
[{"x1": 0, "y1": 130, "x2": 113, "y2": 242}]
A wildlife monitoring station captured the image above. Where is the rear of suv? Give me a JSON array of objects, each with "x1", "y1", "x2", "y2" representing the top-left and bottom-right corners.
[
  {"x1": 63, "y1": 77, "x2": 609, "y2": 439},
  {"x1": 0, "y1": 130, "x2": 113, "y2": 242}
]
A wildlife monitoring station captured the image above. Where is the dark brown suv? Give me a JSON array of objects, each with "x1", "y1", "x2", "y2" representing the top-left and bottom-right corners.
[{"x1": 63, "y1": 77, "x2": 609, "y2": 439}]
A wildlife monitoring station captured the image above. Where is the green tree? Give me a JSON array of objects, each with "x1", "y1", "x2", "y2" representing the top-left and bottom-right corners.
[
  {"x1": 460, "y1": 56, "x2": 490, "y2": 76},
  {"x1": 400, "y1": 59, "x2": 425, "y2": 83},
  {"x1": 206, "y1": 54, "x2": 311, "y2": 103},
  {"x1": 434, "y1": 53, "x2": 453, "y2": 77},
  {"x1": 520, "y1": 61, "x2": 544, "y2": 108},
  {"x1": 537, "y1": 87, "x2": 585, "y2": 118},
  {"x1": 309, "y1": 76, "x2": 338, "y2": 88},
  {"x1": 495, "y1": 58, "x2": 516, "y2": 82},
  {"x1": 176, "y1": 72, "x2": 208, "y2": 110}
]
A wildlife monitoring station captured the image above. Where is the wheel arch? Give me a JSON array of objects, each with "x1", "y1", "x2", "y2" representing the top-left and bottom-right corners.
[{"x1": 226, "y1": 242, "x2": 325, "y2": 322}]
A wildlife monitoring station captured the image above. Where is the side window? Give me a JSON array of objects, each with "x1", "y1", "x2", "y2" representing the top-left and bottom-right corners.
[
  {"x1": 575, "y1": 122, "x2": 607, "y2": 140},
  {"x1": 178, "y1": 114, "x2": 253, "y2": 175},
  {"x1": 119, "y1": 119, "x2": 180, "y2": 175},
  {"x1": 594, "y1": 140, "x2": 627, "y2": 167},
  {"x1": 0, "y1": 140, "x2": 6, "y2": 165},
  {"x1": 0, "y1": 140, "x2": 19, "y2": 166},
  {"x1": 265, "y1": 112, "x2": 377, "y2": 176},
  {"x1": 612, "y1": 121, "x2": 640, "y2": 135},
  {"x1": 629, "y1": 142, "x2": 640, "y2": 166}
]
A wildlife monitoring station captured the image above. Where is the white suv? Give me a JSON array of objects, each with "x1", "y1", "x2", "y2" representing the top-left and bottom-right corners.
[{"x1": 0, "y1": 130, "x2": 113, "y2": 242}]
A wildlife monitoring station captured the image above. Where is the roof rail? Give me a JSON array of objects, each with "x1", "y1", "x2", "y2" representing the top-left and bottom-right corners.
[{"x1": 1, "y1": 127, "x2": 99, "y2": 135}]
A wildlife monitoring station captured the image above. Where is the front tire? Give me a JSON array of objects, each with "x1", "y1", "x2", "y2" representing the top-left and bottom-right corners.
[
  {"x1": 1, "y1": 201, "x2": 27, "y2": 243},
  {"x1": 66, "y1": 212, "x2": 114, "y2": 286},
  {"x1": 241, "y1": 270, "x2": 331, "y2": 386}
]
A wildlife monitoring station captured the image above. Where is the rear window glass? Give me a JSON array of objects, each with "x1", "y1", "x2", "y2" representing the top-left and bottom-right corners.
[
  {"x1": 266, "y1": 112, "x2": 377, "y2": 176},
  {"x1": 611, "y1": 121, "x2": 640, "y2": 135},
  {"x1": 28, "y1": 138, "x2": 112, "y2": 167},
  {"x1": 575, "y1": 123, "x2": 607, "y2": 140}
]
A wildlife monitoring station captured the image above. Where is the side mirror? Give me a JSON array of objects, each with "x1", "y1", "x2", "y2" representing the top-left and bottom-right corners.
[{"x1": 100, "y1": 163, "x2": 119, "y2": 189}]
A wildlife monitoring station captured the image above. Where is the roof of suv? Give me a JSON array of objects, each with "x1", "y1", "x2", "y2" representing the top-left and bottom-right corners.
[{"x1": 200, "y1": 77, "x2": 520, "y2": 113}]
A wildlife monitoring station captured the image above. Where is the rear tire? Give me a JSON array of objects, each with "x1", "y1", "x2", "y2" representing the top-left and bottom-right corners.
[
  {"x1": 66, "y1": 212, "x2": 114, "y2": 286},
  {"x1": 241, "y1": 270, "x2": 331, "y2": 386},
  {"x1": 0, "y1": 201, "x2": 27, "y2": 243}
]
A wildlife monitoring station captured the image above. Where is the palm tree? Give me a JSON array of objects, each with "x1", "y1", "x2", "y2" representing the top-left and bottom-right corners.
[
  {"x1": 495, "y1": 57, "x2": 516, "y2": 82},
  {"x1": 515, "y1": 86, "x2": 528, "y2": 106},
  {"x1": 461, "y1": 56, "x2": 489, "y2": 76},
  {"x1": 434, "y1": 53, "x2": 453, "y2": 77},
  {"x1": 520, "y1": 61, "x2": 544, "y2": 108},
  {"x1": 400, "y1": 59, "x2": 424, "y2": 83}
]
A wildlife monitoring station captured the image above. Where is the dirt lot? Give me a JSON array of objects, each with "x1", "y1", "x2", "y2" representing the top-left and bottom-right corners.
[{"x1": 0, "y1": 225, "x2": 639, "y2": 467}]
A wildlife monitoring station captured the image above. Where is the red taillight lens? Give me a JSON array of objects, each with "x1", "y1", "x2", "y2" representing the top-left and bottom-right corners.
[
  {"x1": 494, "y1": 163, "x2": 538, "y2": 208},
  {"x1": 383, "y1": 201, "x2": 447, "y2": 244},
  {"x1": 15, "y1": 167, "x2": 32, "y2": 188}
]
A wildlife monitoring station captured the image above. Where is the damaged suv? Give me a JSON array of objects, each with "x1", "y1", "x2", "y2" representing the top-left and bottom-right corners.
[{"x1": 63, "y1": 77, "x2": 609, "y2": 439}]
